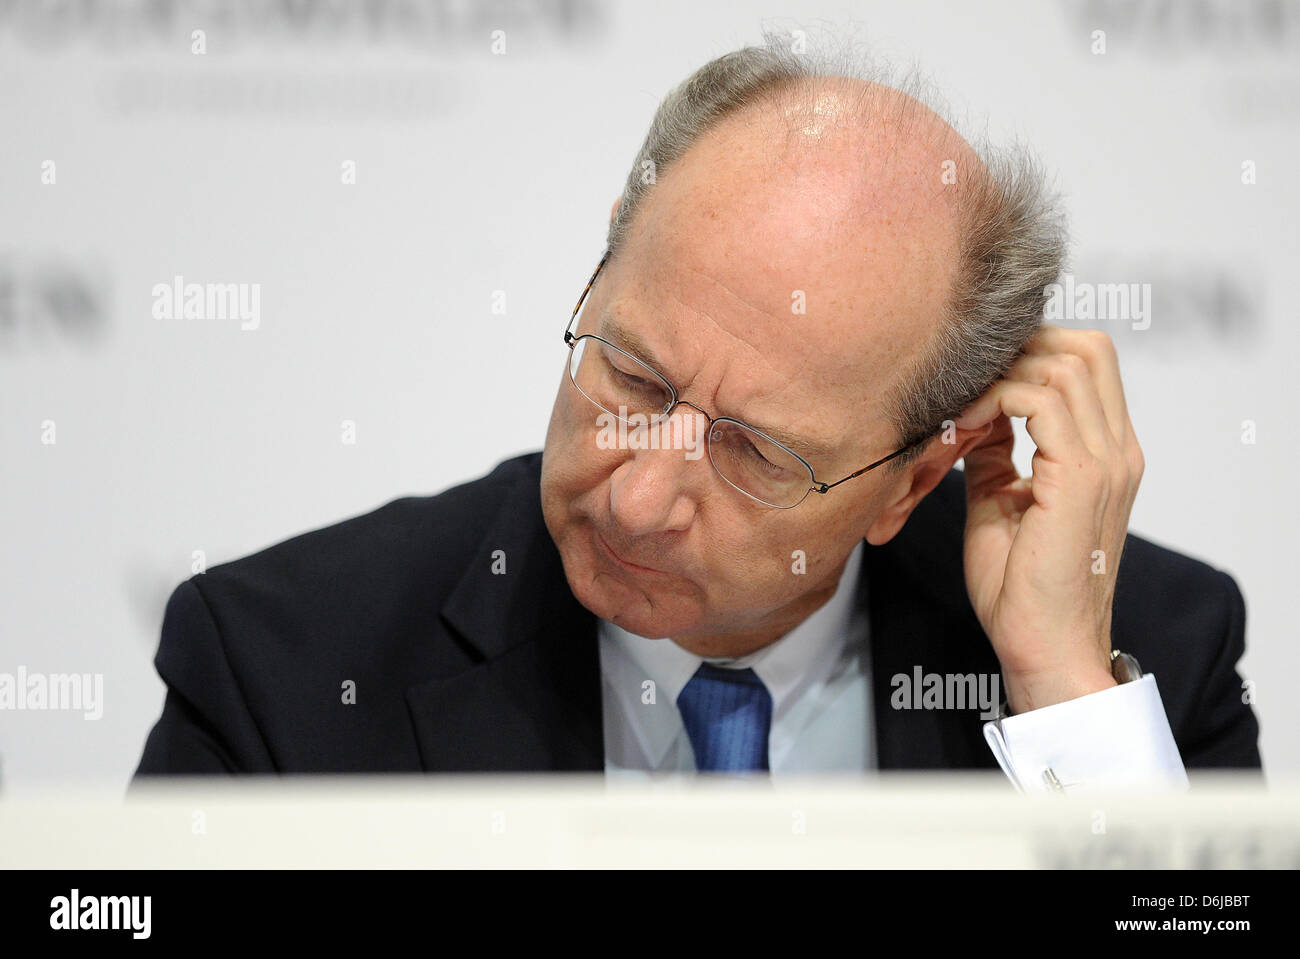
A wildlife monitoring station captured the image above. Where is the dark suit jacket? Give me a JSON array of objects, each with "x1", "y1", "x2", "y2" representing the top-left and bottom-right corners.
[{"x1": 133, "y1": 451, "x2": 1262, "y2": 778}]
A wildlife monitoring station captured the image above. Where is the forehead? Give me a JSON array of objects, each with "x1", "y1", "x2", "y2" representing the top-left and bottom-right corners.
[{"x1": 597, "y1": 106, "x2": 962, "y2": 452}]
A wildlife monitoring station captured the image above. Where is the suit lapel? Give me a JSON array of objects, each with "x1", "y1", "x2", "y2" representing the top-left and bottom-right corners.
[
  {"x1": 866, "y1": 470, "x2": 1002, "y2": 771},
  {"x1": 405, "y1": 456, "x2": 604, "y2": 772}
]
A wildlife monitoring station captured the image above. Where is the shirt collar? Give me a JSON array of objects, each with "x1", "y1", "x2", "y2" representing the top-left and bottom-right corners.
[{"x1": 599, "y1": 539, "x2": 866, "y2": 768}]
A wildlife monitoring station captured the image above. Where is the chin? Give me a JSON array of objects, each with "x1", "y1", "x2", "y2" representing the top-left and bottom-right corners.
[{"x1": 556, "y1": 534, "x2": 705, "y2": 639}]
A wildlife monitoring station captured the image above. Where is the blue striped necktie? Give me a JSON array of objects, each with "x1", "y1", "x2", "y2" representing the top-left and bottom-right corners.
[{"x1": 676, "y1": 663, "x2": 773, "y2": 772}]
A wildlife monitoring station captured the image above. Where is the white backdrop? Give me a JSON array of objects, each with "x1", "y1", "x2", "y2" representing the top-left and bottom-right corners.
[{"x1": 3, "y1": 0, "x2": 1296, "y2": 789}]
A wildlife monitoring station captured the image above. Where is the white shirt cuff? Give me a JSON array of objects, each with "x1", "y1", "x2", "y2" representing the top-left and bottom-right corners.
[{"x1": 982, "y1": 673, "x2": 1189, "y2": 795}]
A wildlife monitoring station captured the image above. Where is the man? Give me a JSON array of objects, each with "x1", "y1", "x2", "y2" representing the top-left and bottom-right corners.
[{"x1": 134, "y1": 37, "x2": 1261, "y2": 792}]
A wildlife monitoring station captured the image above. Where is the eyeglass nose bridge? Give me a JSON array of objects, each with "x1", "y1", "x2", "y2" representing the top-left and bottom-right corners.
[
  {"x1": 656, "y1": 397, "x2": 714, "y2": 426},
  {"x1": 646, "y1": 398, "x2": 717, "y2": 457},
  {"x1": 653, "y1": 399, "x2": 734, "y2": 457}
]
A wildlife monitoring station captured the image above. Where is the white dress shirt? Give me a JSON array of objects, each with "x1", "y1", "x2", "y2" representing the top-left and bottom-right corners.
[{"x1": 598, "y1": 540, "x2": 1190, "y2": 794}]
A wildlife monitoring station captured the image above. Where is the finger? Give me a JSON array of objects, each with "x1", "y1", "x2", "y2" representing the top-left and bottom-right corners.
[
  {"x1": 1025, "y1": 325, "x2": 1131, "y2": 445},
  {"x1": 961, "y1": 413, "x2": 1017, "y2": 495},
  {"x1": 955, "y1": 379, "x2": 1090, "y2": 467},
  {"x1": 1004, "y1": 352, "x2": 1115, "y2": 460}
]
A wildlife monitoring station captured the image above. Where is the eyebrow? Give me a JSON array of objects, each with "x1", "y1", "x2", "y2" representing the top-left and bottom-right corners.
[{"x1": 598, "y1": 310, "x2": 838, "y2": 462}]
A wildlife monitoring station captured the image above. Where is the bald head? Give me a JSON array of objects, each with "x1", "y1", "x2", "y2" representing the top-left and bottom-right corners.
[{"x1": 611, "y1": 76, "x2": 982, "y2": 443}]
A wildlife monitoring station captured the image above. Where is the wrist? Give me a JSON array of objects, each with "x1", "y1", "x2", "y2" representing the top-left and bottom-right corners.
[{"x1": 1002, "y1": 666, "x2": 1117, "y2": 715}]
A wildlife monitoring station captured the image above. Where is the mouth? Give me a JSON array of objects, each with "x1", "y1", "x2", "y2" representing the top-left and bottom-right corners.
[{"x1": 593, "y1": 528, "x2": 669, "y2": 577}]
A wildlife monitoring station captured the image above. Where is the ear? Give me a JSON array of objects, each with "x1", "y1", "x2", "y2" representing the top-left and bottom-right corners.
[
  {"x1": 865, "y1": 422, "x2": 994, "y2": 546},
  {"x1": 610, "y1": 196, "x2": 621, "y2": 222}
]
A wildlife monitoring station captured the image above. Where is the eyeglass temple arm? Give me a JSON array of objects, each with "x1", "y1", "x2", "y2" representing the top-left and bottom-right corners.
[
  {"x1": 566, "y1": 251, "x2": 611, "y2": 343},
  {"x1": 813, "y1": 435, "x2": 933, "y2": 494}
]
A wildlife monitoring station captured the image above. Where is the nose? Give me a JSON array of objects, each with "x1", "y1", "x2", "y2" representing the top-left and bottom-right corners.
[{"x1": 607, "y1": 410, "x2": 705, "y2": 537}]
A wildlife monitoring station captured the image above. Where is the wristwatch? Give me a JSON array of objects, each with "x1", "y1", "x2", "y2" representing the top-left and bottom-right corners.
[
  {"x1": 1109, "y1": 648, "x2": 1143, "y2": 684},
  {"x1": 994, "y1": 649, "x2": 1143, "y2": 722}
]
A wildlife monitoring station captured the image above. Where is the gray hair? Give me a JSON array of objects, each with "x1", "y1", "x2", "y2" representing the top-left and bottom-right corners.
[{"x1": 606, "y1": 28, "x2": 1068, "y2": 468}]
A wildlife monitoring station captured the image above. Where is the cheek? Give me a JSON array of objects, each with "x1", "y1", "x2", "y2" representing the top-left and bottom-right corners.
[
  {"x1": 552, "y1": 391, "x2": 636, "y2": 483},
  {"x1": 543, "y1": 381, "x2": 579, "y2": 452},
  {"x1": 744, "y1": 507, "x2": 861, "y2": 584},
  {"x1": 542, "y1": 395, "x2": 618, "y2": 522},
  {"x1": 548, "y1": 386, "x2": 601, "y2": 460},
  {"x1": 542, "y1": 394, "x2": 583, "y2": 519},
  {"x1": 696, "y1": 513, "x2": 812, "y2": 593}
]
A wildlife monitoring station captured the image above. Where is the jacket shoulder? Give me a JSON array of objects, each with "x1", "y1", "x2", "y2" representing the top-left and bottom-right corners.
[
  {"x1": 196, "y1": 450, "x2": 540, "y2": 607},
  {"x1": 140, "y1": 451, "x2": 543, "y2": 772}
]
